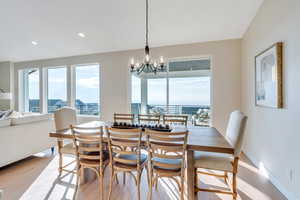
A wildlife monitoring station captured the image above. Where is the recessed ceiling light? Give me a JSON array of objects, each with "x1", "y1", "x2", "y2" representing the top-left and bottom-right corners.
[
  {"x1": 31, "y1": 41, "x2": 38, "y2": 45},
  {"x1": 78, "y1": 33, "x2": 86, "y2": 38}
]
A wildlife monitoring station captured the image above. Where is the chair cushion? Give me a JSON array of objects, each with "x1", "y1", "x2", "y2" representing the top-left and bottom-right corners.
[
  {"x1": 152, "y1": 157, "x2": 182, "y2": 171},
  {"x1": 194, "y1": 151, "x2": 234, "y2": 172},
  {"x1": 117, "y1": 153, "x2": 147, "y2": 165}
]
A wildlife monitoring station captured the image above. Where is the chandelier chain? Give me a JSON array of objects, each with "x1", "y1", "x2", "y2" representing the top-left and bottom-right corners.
[{"x1": 146, "y1": 0, "x2": 149, "y2": 47}]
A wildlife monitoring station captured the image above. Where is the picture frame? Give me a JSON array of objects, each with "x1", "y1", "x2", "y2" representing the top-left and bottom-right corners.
[{"x1": 255, "y1": 42, "x2": 283, "y2": 108}]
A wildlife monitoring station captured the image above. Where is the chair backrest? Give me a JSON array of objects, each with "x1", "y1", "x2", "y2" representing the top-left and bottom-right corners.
[
  {"x1": 138, "y1": 114, "x2": 160, "y2": 124},
  {"x1": 225, "y1": 110, "x2": 247, "y2": 157},
  {"x1": 163, "y1": 115, "x2": 188, "y2": 127},
  {"x1": 70, "y1": 125, "x2": 105, "y2": 167},
  {"x1": 107, "y1": 128, "x2": 143, "y2": 169},
  {"x1": 146, "y1": 129, "x2": 188, "y2": 171},
  {"x1": 113, "y1": 113, "x2": 134, "y2": 123},
  {"x1": 54, "y1": 107, "x2": 77, "y2": 131}
]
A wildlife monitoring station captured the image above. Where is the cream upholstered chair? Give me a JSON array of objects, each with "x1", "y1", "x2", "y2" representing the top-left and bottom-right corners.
[
  {"x1": 194, "y1": 110, "x2": 247, "y2": 199},
  {"x1": 54, "y1": 107, "x2": 77, "y2": 175}
]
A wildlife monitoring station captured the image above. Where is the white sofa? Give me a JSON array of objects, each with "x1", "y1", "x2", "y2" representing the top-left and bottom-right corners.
[{"x1": 0, "y1": 113, "x2": 56, "y2": 168}]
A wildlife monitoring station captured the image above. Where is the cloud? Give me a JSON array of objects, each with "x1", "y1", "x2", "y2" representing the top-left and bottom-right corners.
[{"x1": 77, "y1": 77, "x2": 99, "y2": 88}]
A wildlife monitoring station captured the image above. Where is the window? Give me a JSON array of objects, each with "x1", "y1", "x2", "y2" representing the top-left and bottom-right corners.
[
  {"x1": 131, "y1": 75, "x2": 141, "y2": 115},
  {"x1": 19, "y1": 68, "x2": 40, "y2": 112},
  {"x1": 75, "y1": 64, "x2": 100, "y2": 115},
  {"x1": 47, "y1": 67, "x2": 67, "y2": 113},
  {"x1": 169, "y1": 77, "x2": 210, "y2": 105},
  {"x1": 131, "y1": 58, "x2": 211, "y2": 125},
  {"x1": 147, "y1": 78, "x2": 167, "y2": 114},
  {"x1": 18, "y1": 63, "x2": 101, "y2": 115}
]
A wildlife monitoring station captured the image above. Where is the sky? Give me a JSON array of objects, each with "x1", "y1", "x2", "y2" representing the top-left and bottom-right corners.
[
  {"x1": 28, "y1": 65, "x2": 99, "y2": 103},
  {"x1": 28, "y1": 66, "x2": 210, "y2": 106},
  {"x1": 132, "y1": 76, "x2": 210, "y2": 105}
]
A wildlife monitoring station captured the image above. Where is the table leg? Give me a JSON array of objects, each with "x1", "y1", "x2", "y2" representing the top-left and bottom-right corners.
[
  {"x1": 57, "y1": 140, "x2": 63, "y2": 176},
  {"x1": 185, "y1": 150, "x2": 196, "y2": 200}
]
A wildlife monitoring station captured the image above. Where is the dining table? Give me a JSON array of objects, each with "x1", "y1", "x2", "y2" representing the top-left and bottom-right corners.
[{"x1": 49, "y1": 121, "x2": 234, "y2": 200}]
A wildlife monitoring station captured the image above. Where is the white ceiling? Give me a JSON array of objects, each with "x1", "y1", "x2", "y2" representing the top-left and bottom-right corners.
[{"x1": 0, "y1": 0, "x2": 263, "y2": 62}]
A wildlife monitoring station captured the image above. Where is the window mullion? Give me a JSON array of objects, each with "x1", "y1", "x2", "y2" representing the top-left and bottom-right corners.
[
  {"x1": 67, "y1": 66, "x2": 76, "y2": 108},
  {"x1": 42, "y1": 68, "x2": 48, "y2": 113}
]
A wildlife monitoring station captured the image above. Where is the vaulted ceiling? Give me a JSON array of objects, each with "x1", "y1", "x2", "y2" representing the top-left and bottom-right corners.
[{"x1": 0, "y1": 0, "x2": 263, "y2": 62}]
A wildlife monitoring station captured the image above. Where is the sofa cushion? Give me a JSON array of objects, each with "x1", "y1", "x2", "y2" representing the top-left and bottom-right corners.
[
  {"x1": 0, "y1": 118, "x2": 11, "y2": 128},
  {"x1": 10, "y1": 113, "x2": 52, "y2": 125}
]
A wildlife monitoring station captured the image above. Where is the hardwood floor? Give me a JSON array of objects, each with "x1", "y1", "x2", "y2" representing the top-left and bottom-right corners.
[{"x1": 0, "y1": 150, "x2": 287, "y2": 200}]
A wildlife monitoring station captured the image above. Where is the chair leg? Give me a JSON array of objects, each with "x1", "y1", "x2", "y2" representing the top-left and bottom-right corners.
[
  {"x1": 232, "y1": 172, "x2": 237, "y2": 200},
  {"x1": 57, "y1": 140, "x2": 63, "y2": 176},
  {"x1": 194, "y1": 168, "x2": 198, "y2": 188},
  {"x1": 154, "y1": 175, "x2": 158, "y2": 190},
  {"x1": 115, "y1": 173, "x2": 119, "y2": 184},
  {"x1": 73, "y1": 166, "x2": 81, "y2": 200},
  {"x1": 147, "y1": 171, "x2": 153, "y2": 200},
  {"x1": 108, "y1": 170, "x2": 115, "y2": 200},
  {"x1": 224, "y1": 171, "x2": 228, "y2": 185},
  {"x1": 123, "y1": 172, "x2": 126, "y2": 184},
  {"x1": 99, "y1": 177, "x2": 103, "y2": 200},
  {"x1": 180, "y1": 174, "x2": 185, "y2": 200},
  {"x1": 146, "y1": 165, "x2": 150, "y2": 186}
]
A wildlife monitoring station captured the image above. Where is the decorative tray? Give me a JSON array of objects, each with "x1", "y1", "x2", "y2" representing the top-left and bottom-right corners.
[{"x1": 111, "y1": 122, "x2": 172, "y2": 132}]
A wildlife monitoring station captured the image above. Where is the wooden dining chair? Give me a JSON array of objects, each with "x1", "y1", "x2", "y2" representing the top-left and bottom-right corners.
[
  {"x1": 113, "y1": 113, "x2": 134, "y2": 123},
  {"x1": 138, "y1": 114, "x2": 160, "y2": 124},
  {"x1": 54, "y1": 107, "x2": 77, "y2": 176},
  {"x1": 193, "y1": 110, "x2": 247, "y2": 199},
  {"x1": 163, "y1": 114, "x2": 188, "y2": 127},
  {"x1": 71, "y1": 125, "x2": 109, "y2": 200},
  {"x1": 146, "y1": 129, "x2": 189, "y2": 200},
  {"x1": 106, "y1": 128, "x2": 148, "y2": 200}
]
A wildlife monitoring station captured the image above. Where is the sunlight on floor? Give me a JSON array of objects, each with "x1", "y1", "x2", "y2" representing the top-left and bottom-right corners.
[
  {"x1": 159, "y1": 178, "x2": 180, "y2": 200},
  {"x1": 20, "y1": 156, "x2": 76, "y2": 200},
  {"x1": 6, "y1": 154, "x2": 283, "y2": 200}
]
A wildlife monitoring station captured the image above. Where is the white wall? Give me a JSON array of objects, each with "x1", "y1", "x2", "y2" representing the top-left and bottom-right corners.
[
  {"x1": 241, "y1": 0, "x2": 300, "y2": 199},
  {"x1": 0, "y1": 61, "x2": 13, "y2": 110},
  {"x1": 14, "y1": 39, "x2": 241, "y2": 134}
]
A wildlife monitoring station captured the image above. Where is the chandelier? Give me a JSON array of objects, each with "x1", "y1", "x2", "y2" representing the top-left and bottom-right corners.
[{"x1": 129, "y1": 0, "x2": 166, "y2": 75}]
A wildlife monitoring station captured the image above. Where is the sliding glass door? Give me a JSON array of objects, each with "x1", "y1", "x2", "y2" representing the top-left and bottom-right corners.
[
  {"x1": 131, "y1": 58, "x2": 211, "y2": 126},
  {"x1": 19, "y1": 68, "x2": 40, "y2": 112}
]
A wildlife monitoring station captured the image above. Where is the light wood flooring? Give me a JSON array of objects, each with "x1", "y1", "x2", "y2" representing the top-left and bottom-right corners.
[{"x1": 0, "y1": 150, "x2": 287, "y2": 200}]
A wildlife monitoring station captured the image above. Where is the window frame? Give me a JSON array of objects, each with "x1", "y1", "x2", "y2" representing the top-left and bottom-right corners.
[
  {"x1": 45, "y1": 66, "x2": 68, "y2": 114},
  {"x1": 18, "y1": 63, "x2": 101, "y2": 117},
  {"x1": 130, "y1": 56, "x2": 212, "y2": 120},
  {"x1": 71, "y1": 63, "x2": 101, "y2": 117},
  {"x1": 18, "y1": 67, "x2": 41, "y2": 113}
]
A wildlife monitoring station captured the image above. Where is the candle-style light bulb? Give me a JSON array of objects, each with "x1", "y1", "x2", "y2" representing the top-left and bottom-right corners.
[
  {"x1": 160, "y1": 56, "x2": 164, "y2": 64},
  {"x1": 131, "y1": 58, "x2": 135, "y2": 65},
  {"x1": 145, "y1": 54, "x2": 150, "y2": 63}
]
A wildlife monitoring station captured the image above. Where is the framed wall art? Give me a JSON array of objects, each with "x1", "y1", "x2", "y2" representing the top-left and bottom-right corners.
[{"x1": 255, "y1": 42, "x2": 283, "y2": 108}]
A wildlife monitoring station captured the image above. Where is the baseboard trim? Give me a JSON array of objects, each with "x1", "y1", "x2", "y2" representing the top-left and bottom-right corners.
[{"x1": 243, "y1": 152, "x2": 299, "y2": 200}]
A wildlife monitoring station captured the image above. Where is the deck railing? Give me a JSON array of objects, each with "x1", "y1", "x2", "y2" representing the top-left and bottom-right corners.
[{"x1": 131, "y1": 103, "x2": 211, "y2": 126}]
